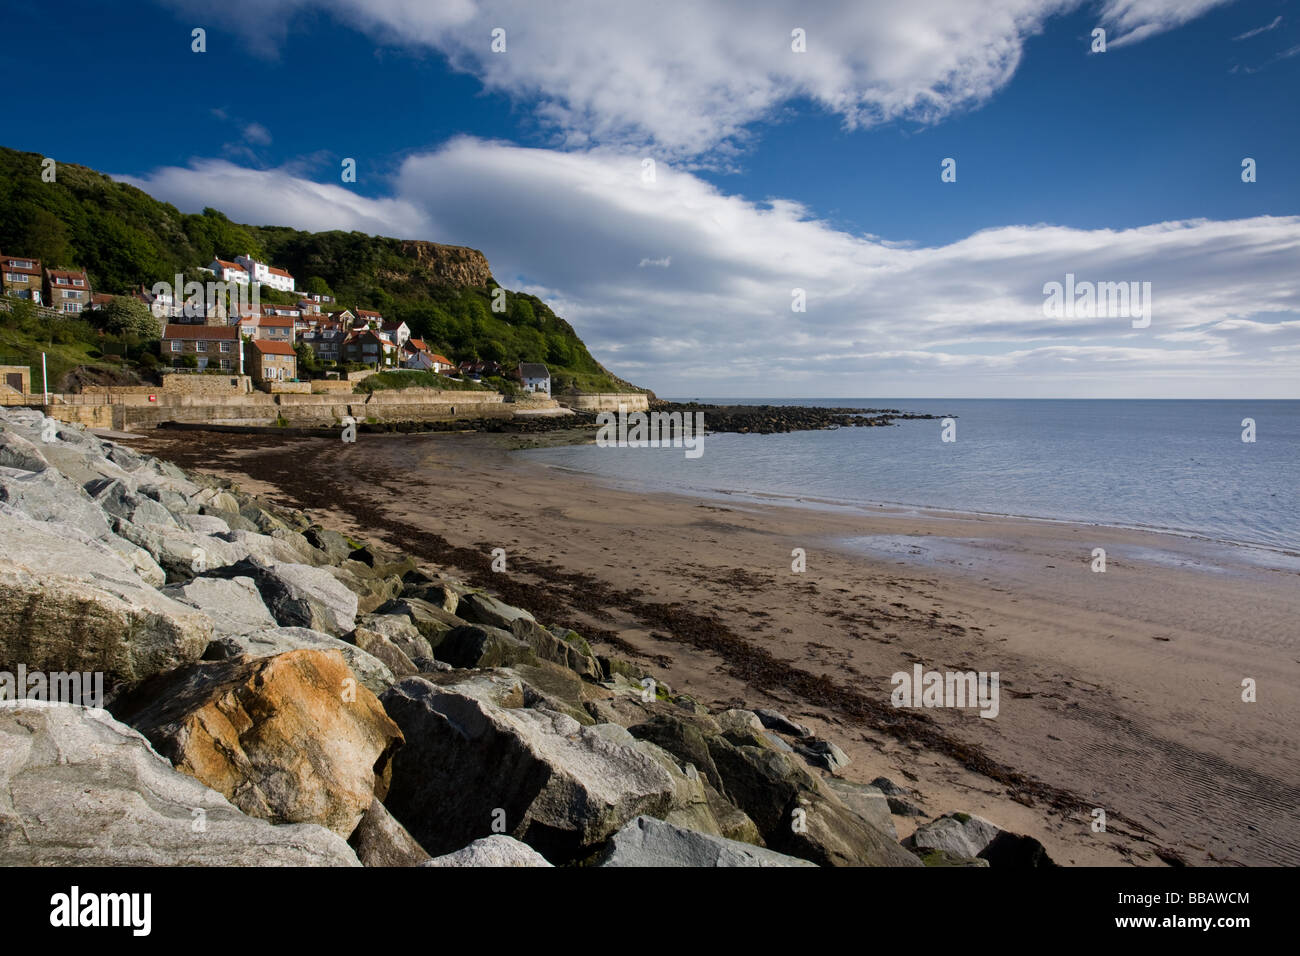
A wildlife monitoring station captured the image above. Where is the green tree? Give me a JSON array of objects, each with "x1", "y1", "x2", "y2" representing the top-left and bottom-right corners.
[{"x1": 102, "y1": 296, "x2": 161, "y2": 339}]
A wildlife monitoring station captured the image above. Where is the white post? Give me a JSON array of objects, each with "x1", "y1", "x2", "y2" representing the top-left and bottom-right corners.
[{"x1": 41, "y1": 352, "x2": 48, "y2": 404}]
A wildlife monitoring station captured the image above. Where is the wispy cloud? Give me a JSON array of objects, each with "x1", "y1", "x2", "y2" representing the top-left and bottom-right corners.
[
  {"x1": 120, "y1": 139, "x2": 1300, "y2": 397},
  {"x1": 1234, "y1": 15, "x2": 1282, "y2": 41}
]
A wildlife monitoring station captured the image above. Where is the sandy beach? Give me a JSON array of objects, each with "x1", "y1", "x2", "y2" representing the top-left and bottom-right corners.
[{"x1": 123, "y1": 427, "x2": 1300, "y2": 867}]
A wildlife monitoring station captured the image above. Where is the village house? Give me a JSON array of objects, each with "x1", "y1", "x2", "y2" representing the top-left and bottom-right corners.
[
  {"x1": 235, "y1": 310, "x2": 295, "y2": 344},
  {"x1": 88, "y1": 293, "x2": 115, "y2": 311},
  {"x1": 43, "y1": 267, "x2": 92, "y2": 314},
  {"x1": 161, "y1": 324, "x2": 240, "y2": 371},
  {"x1": 379, "y1": 319, "x2": 410, "y2": 348},
  {"x1": 300, "y1": 325, "x2": 343, "y2": 363},
  {"x1": 459, "y1": 359, "x2": 503, "y2": 379},
  {"x1": 402, "y1": 339, "x2": 455, "y2": 373},
  {"x1": 341, "y1": 327, "x2": 398, "y2": 367},
  {"x1": 356, "y1": 308, "x2": 384, "y2": 326},
  {"x1": 517, "y1": 362, "x2": 551, "y2": 395},
  {"x1": 208, "y1": 258, "x2": 249, "y2": 285},
  {"x1": 245, "y1": 338, "x2": 297, "y2": 382},
  {"x1": 0, "y1": 253, "x2": 43, "y2": 302},
  {"x1": 235, "y1": 254, "x2": 295, "y2": 293}
]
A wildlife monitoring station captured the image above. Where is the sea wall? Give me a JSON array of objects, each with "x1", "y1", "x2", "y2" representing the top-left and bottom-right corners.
[{"x1": 558, "y1": 392, "x2": 650, "y2": 412}]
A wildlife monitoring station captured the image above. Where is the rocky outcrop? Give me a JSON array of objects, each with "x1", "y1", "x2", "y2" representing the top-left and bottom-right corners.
[
  {"x1": 397, "y1": 239, "x2": 493, "y2": 288},
  {"x1": 380, "y1": 677, "x2": 676, "y2": 861},
  {"x1": 0, "y1": 705, "x2": 358, "y2": 866},
  {"x1": 108, "y1": 649, "x2": 403, "y2": 839},
  {"x1": 420, "y1": 835, "x2": 552, "y2": 867}
]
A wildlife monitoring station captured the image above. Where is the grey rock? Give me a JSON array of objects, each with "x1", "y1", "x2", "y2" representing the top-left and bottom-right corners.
[
  {"x1": 204, "y1": 558, "x2": 358, "y2": 636},
  {"x1": 0, "y1": 704, "x2": 359, "y2": 866},
  {"x1": 380, "y1": 677, "x2": 676, "y2": 861},
  {"x1": 420, "y1": 835, "x2": 552, "y2": 868},
  {"x1": 0, "y1": 467, "x2": 112, "y2": 540},
  {"x1": 906, "y1": 812, "x2": 1002, "y2": 858},
  {"x1": 457, "y1": 592, "x2": 536, "y2": 630},
  {"x1": 348, "y1": 798, "x2": 432, "y2": 866},
  {"x1": 753, "y1": 707, "x2": 809, "y2": 737},
  {"x1": 435, "y1": 623, "x2": 536, "y2": 669},
  {"x1": 202, "y1": 626, "x2": 395, "y2": 694},
  {"x1": 821, "y1": 778, "x2": 898, "y2": 840},
  {"x1": 598, "y1": 816, "x2": 816, "y2": 867},
  {"x1": 163, "y1": 575, "x2": 278, "y2": 635}
]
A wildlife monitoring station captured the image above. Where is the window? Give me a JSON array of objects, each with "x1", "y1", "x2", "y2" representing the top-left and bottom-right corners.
[
  {"x1": 72, "y1": 279, "x2": 85, "y2": 287},
  {"x1": 63, "y1": 303, "x2": 82, "y2": 313},
  {"x1": 171, "y1": 341, "x2": 181, "y2": 352},
  {"x1": 196, "y1": 341, "x2": 207, "y2": 352},
  {"x1": 14, "y1": 260, "x2": 32, "y2": 269},
  {"x1": 220, "y1": 341, "x2": 232, "y2": 353},
  {"x1": 219, "y1": 359, "x2": 231, "y2": 370},
  {"x1": 66, "y1": 290, "x2": 83, "y2": 299}
]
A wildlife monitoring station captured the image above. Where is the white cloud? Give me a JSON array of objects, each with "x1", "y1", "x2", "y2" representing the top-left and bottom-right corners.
[
  {"x1": 243, "y1": 122, "x2": 272, "y2": 145},
  {"x1": 121, "y1": 139, "x2": 1300, "y2": 397},
  {"x1": 1233, "y1": 14, "x2": 1282, "y2": 41},
  {"x1": 160, "y1": 0, "x2": 1235, "y2": 157}
]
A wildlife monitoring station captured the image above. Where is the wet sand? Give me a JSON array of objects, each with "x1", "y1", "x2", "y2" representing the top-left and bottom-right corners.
[{"x1": 122, "y1": 428, "x2": 1300, "y2": 867}]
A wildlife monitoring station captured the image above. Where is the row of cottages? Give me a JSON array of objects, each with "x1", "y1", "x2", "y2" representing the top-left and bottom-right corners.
[
  {"x1": 206, "y1": 255, "x2": 296, "y2": 293},
  {"x1": 1, "y1": 253, "x2": 93, "y2": 313},
  {"x1": 158, "y1": 324, "x2": 298, "y2": 382}
]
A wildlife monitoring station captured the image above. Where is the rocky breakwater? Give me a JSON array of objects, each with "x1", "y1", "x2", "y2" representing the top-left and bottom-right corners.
[
  {"x1": 0, "y1": 406, "x2": 1051, "y2": 867},
  {"x1": 651, "y1": 402, "x2": 948, "y2": 434}
]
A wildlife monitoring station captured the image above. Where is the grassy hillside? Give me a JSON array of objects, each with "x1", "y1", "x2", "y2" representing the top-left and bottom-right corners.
[{"x1": 0, "y1": 146, "x2": 643, "y2": 393}]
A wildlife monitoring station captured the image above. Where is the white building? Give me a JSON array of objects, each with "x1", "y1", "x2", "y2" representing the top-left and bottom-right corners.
[
  {"x1": 235, "y1": 254, "x2": 295, "y2": 293},
  {"x1": 517, "y1": 362, "x2": 551, "y2": 396},
  {"x1": 208, "y1": 259, "x2": 250, "y2": 286}
]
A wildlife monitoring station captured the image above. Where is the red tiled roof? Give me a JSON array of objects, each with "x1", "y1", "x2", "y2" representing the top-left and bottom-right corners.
[
  {"x1": 251, "y1": 339, "x2": 297, "y2": 356},
  {"x1": 430, "y1": 354, "x2": 453, "y2": 366},
  {"x1": 258, "y1": 315, "x2": 294, "y2": 327},
  {"x1": 163, "y1": 324, "x2": 239, "y2": 340},
  {"x1": 406, "y1": 338, "x2": 428, "y2": 351},
  {"x1": 213, "y1": 259, "x2": 246, "y2": 272},
  {"x1": 46, "y1": 268, "x2": 89, "y2": 282},
  {"x1": 1, "y1": 255, "x2": 41, "y2": 275},
  {"x1": 268, "y1": 266, "x2": 293, "y2": 278}
]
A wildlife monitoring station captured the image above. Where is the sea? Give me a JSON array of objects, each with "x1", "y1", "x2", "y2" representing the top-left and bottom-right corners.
[{"x1": 521, "y1": 399, "x2": 1299, "y2": 553}]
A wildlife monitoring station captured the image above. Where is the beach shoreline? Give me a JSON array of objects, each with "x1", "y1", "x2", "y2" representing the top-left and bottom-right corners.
[{"x1": 120, "y1": 427, "x2": 1300, "y2": 867}]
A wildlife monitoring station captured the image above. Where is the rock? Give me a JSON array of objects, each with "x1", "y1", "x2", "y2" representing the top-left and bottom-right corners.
[
  {"x1": 305, "y1": 527, "x2": 355, "y2": 563},
  {"x1": 108, "y1": 649, "x2": 403, "y2": 839},
  {"x1": 977, "y1": 831, "x2": 1059, "y2": 868},
  {"x1": 356, "y1": 613, "x2": 433, "y2": 662},
  {"x1": 629, "y1": 713, "x2": 727, "y2": 797},
  {"x1": 0, "y1": 511, "x2": 212, "y2": 682},
  {"x1": 219, "y1": 530, "x2": 318, "y2": 567},
  {"x1": 0, "y1": 467, "x2": 113, "y2": 540},
  {"x1": 377, "y1": 597, "x2": 465, "y2": 647},
  {"x1": 103, "y1": 535, "x2": 167, "y2": 588},
  {"x1": 457, "y1": 592, "x2": 536, "y2": 630},
  {"x1": 163, "y1": 575, "x2": 278, "y2": 635},
  {"x1": 821, "y1": 778, "x2": 897, "y2": 839},
  {"x1": 176, "y1": 513, "x2": 231, "y2": 535},
  {"x1": 113, "y1": 519, "x2": 249, "y2": 581},
  {"x1": 706, "y1": 738, "x2": 920, "y2": 867},
  {"x1": 204, "y1": 558, "x2": 358, "y2": 636},
  {"x1": 346, "y1": 546, "x2": 416, "y2": 579},
  {"x1": 401, "y1": 580, "x2": 460, "y2": 614},
  {"x1": 793, "y1": 736, "x2": 851, "y2": 772},
  {"x1": 753, "y1": 707, "x2": 809, "y2": 737},
  {"x1": 420, "y1": 835, "x2": 552, "y2": 868},
  {"x1": 380, "y1": 677, "x2": 676, "y2": 861},
  {"x1": 202, "y1": 626, "x2": 395, "y2": 695},
  {"x1": 598, "y1": 816, "x2": 816, "y2": 867},
  {"x1": 326, "y1": 564, "x2": 402, "y2": 613},
  {"x1": 435, "y1": 624, "x2": 536, "y2": 669},
  {"x1": 509, "y1": 660, "x2": 599, "y2": 725},
  {"x1": 348, "y1": 798, "x2": 431, "y2": 866},
  {"x1": 0, "y1": 427, "x2": 49, "y2": 472},
  {"x1": 906, "y1": 812, "x2": 1001, "y2": 859},
  {"x1": 916, "y1": 848, "x2": 991, "y2": 867},
  {"x1": 716, "y1": 708, "x2": 765, "y2": 737},
  {"x1": 348, "y1": 627, "x2": 418, "y2": 679},
  {"x1": 599, "y1": 655, "x2": 648, "y2": 683},
  {"x1": 509, "y1": 618, "x2": 602, "y2": 680},
  {"x1": 0, "y1": 705, "x2": 359, "y2": 866},
  {"x1": 88, "y1": 478, "x2": 178, "y2": 528}
]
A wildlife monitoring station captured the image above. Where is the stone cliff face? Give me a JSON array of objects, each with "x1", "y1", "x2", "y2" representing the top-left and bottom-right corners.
[{"x1": 397, "y1": 240, "x2": 494, "y2": 288}]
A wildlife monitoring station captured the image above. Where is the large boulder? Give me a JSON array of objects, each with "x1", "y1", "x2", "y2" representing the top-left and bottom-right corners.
[
  {"x1": 347, "y1": 627, "x2": 418, "y2": 680},
  {"x1": 0, "y1": 705, "x2": 358, "y2": 866},
  {"x1": 0, "y1": 467, "x2": 113, "y2": 540},
  {"x1": 509, "y1": 618, "x2": 602, "y2": 680},
  {"x1": 457, "y1": 592, "x2": 536, "y2": 630},
  {"x1": 162, "y1": 575, "x2": 278, "y2": 635},
  {"x1": 598, "y1": 816, "x2": 816, "y2": 867},
  {"x1": 0, "y1": 427, "x2": 49, "y2": 472},
  {"x1": 87, "y1": 478, "x2": 178, "y2": 529},
  {"x1": 202, "y1": 626, "x2": 395, "y2": 694},
  {"x1": 348, "y1": 798, "x2": 431, "y2": 866},
  {"x1": 377, "y1": 597, "x2": 465, "y2": 647},
  {"x1": 822, "y1": 778, "x2": 897, "y2": 840},
  {"x1": 356, "y1": 613, "x2": 434, "y2": 664},
  {"x1": 0, "y1": 511, "x2": 212, "y2": 682},
  {"x1": 435, "y1": 623, "x2": 536, "y2": 669},
  {"x1": 380, "y1": 677, "x2": 676, "y2": 861},
  {"x1": 113, "y1": 518, "x2": 249, "y2": 581},
  {"x1": 420, "y1": 835, "x2": 552, "y2": 868},
  {"x1": 707, "y1": 737, "x2": 921, "y2": 867},
  {"x1": 905, "y1": 812, "x2": 1001, "y2": 859},
  {"x1": 108, "y1": 649, "x2": 403, "y2": 839},
  {"x1": 204, "y1": 558, "x2": 358, "y2": 635}
]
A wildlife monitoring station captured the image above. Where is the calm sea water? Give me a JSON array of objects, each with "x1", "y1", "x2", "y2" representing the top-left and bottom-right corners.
[{"x1": 522, "y1": 399, "x2": 1300, "y2": 552}]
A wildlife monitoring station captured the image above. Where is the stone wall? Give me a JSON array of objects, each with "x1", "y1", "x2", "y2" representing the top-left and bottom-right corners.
[{"x1": 557, "y1": 393, "x2": 650, "y2": 412}]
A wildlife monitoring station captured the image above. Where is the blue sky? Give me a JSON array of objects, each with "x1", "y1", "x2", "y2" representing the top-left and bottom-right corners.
[{"x1": 3, "y1": 0, "x2": 1299, "y2": 397}]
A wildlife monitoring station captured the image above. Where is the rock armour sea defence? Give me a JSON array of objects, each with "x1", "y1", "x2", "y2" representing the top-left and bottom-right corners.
[{"x1": 0, "y1": 406, "x2": 1058, "y2": 868}]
